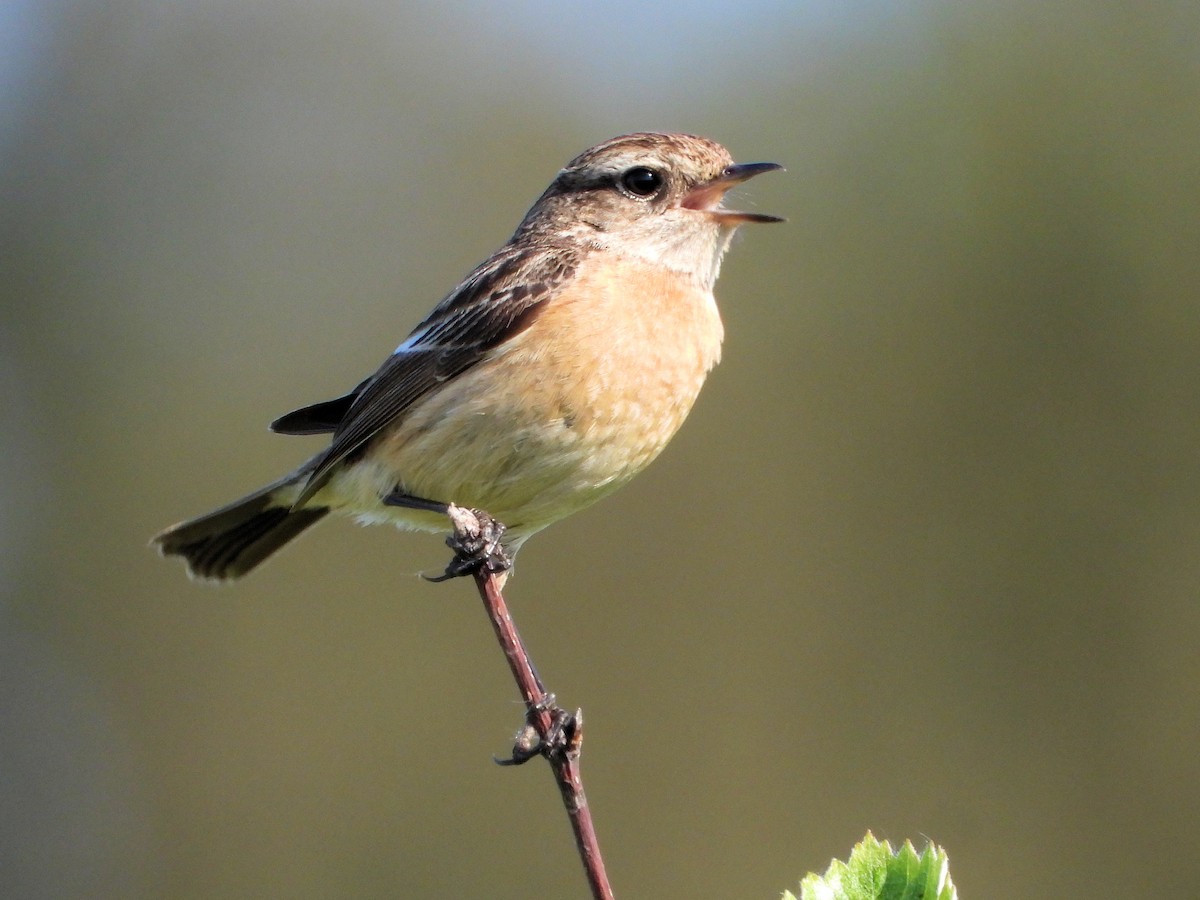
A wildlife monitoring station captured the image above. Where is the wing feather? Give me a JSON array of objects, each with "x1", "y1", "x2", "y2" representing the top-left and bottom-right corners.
[{"x1": 291, "y1": 242, "x2": 579, "y2": 506}]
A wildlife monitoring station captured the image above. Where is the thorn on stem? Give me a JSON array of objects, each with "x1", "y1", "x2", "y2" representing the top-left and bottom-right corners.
[{"x1": 494, "y1": 695, "x2": 583, "y2": 766}]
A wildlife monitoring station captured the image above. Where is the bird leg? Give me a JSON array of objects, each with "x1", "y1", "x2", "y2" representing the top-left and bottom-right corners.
[{"x1": 383, "y1": 489, "x2": 511, "y2": 581}]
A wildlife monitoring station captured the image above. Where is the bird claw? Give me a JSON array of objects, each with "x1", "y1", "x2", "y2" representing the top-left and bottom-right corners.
[{"x1": 424, "y1": 504, "x2": 511, "y2": 582}]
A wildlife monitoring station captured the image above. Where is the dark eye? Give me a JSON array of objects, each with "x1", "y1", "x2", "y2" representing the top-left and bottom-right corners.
[{"x1": 620, "y1": 166, "x2": 664, "y2": 198}]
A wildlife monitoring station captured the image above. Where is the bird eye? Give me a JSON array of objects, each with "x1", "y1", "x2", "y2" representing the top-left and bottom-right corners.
[{"x1": 619, "y1": 166, "x2": 664, "y2": 198}]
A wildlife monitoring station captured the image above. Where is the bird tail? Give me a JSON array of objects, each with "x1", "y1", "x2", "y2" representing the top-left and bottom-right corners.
[{"x1": 152, "y1": 470, "x2": 329, "y2": 582}]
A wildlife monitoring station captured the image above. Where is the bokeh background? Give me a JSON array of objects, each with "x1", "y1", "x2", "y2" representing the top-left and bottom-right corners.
[{"x1": 3, "y1": 1, "x2": 1198, "y2": 897}]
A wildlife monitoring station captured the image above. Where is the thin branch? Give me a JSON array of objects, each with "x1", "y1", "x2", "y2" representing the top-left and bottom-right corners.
[{"x1": 471, "y1": 567, "x2": 615, "y2": 900}]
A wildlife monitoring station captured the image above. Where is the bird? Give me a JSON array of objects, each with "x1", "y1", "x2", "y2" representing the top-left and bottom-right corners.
[{"x1": 153, "y1": 132, "x2": 782, "y2": 582}]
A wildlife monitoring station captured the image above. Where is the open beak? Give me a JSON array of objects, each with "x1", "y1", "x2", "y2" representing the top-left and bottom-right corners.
[{"x1": 682, "y1": 162, "x2": 785, "y2": 224}]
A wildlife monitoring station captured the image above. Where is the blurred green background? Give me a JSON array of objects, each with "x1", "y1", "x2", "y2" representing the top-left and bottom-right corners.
[{"x1": 3, "y1": 1, "x2": 1198, "y2": 897}]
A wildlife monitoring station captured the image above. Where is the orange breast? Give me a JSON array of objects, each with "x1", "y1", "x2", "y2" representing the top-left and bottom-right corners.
[{"x1": 331, "y1": 251, "x2": 725, "y2": 535}]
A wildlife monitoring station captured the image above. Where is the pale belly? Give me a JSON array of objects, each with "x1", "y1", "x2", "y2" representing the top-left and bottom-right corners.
[{"x1": 316, "y1": 256, "x2": 724, "y2": 544}]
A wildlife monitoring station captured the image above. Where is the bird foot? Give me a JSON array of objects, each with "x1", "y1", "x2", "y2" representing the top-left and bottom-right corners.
[{"x1": 425, "y1": 504, "x2": 511, "y2": 582}]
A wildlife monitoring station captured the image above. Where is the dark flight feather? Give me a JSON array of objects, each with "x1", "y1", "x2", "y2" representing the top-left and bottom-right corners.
[{"x1": 288, "y1": 241, "x2": 580, "y2": 507}]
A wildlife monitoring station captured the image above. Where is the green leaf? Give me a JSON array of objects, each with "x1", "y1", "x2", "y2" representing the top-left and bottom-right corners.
[{"x1": 785, "y1": 832, "x2": 957, "y2": 900}]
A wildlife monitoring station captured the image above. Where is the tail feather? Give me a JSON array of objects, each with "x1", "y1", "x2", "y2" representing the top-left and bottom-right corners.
[{"x1": 153, "y1": 478, "x2": 329, "y2": 581}]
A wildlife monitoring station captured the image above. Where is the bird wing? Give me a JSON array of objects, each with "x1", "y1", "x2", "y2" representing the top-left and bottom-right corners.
[
  {"x1": 270, "y1": 380, "x2": 370, "y2": 435},
  {"x1": 288, "y1": 241, "x2": 580, "y2": 507}
]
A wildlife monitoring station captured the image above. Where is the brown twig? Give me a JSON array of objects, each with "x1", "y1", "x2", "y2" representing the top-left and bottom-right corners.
[{"x1": 471, "y1": 567, "x2": 615, "y2": 900}]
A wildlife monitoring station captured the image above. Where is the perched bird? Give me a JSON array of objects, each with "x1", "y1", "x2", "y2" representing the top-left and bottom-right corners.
[{"x1": 153, "y1": 132, "x2": 782, "y2": 581}]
